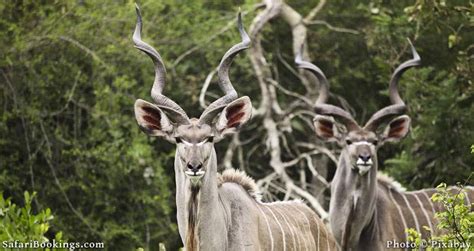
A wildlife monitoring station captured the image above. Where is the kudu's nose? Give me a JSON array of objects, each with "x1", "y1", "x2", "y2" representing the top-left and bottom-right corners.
[
  {"x1": 187, "y1": 162, "x2": 203, "y2": 173},
  {"x1": 358, "y1": 153, "x2": 371, "y2": 162}
]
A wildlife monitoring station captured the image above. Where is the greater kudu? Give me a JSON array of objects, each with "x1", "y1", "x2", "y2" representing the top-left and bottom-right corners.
[
  {"x1": 132, "y1": 5, "x2": 338, "y2": 250},
  {"x1": 296, "y1": 42, "x2": 473, "y2": 250}
]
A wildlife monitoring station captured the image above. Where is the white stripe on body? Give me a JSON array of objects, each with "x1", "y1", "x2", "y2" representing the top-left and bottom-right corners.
[
  {"x1": 274, "y1": 205, "x2": 297, "y2": 250},
  {"x1": 265, "y1": 205, "x2": 287, "y2": 251},
  {"x1": 465, "y1": 187, "x2": 473, "y2": 210},
  {"x1": 290, "y1": 204, "x2": 316, "y2": 250},
  {"x1": 308, "y1": 214, "x2": 322, "y2": 250},
  {"x1": 464, "y1": 191, "x2": 471, "y2": 207},
  {"x1": 256, "y1": 203, "x2": 274, "y2": 251},
  {"x1": 419, "y1": 190, "x2": 439, "y2": 233},
  {"x1": 421, "y1": 190, "x2": 436, "y2": 214},
  {"x1": 317, "y1": 215, "x2": 330, "y2": 251},
  {"x1": 388, "y1": 189, "x2": 409, "y2": 244},
  {"x1": 401, "y1": 193, "x2": 420, "y2": 234},
  {"x1": 411, "y1": 193, "x2": 434, "y2": 235},
  {"x1": 290, "y1": 205, "x2": 309, "y2": 250},
  {"x1": 316, "y1": 216, "x2": 320, "y2": 251},
  {"x1": 284, "y1": 205, "x2": 303, "y2": 250}
]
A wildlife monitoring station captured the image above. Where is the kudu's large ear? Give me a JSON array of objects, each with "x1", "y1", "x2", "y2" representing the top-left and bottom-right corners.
[
  {"x1": 215, "y1": 96, "x2": 252, "y2": 138},
  {"x1": 313, "y1": 115, "x2": 342, "y2": 142},
  {"x1": 380, "y1": 115, "x2": 411, "y2": 143},
  {"x1": 134, "y1": 99, "x2": 174, "y2": 139}
]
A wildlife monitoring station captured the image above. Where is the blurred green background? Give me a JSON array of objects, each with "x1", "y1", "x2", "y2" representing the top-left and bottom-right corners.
[{"x1": 0, "y1": 0, "x2": 472, "y2": 250}]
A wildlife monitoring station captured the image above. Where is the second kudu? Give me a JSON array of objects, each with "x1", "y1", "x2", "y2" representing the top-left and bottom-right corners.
[
  {"x1": 132, "y1": 5, "x2": 337, "y2": 251},
  {"x1": 296, "y1": 42, "x2": 473, "y2": 250}
]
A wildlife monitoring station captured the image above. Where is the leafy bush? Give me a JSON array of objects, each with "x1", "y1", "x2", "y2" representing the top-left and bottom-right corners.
[
  {"x1": 407, "y1": 182, "x2": 473, "y2": 250},
  {"x1": 431, "y1": 183, "x2": 473, "y2": 245},
  {"x1": 1, "y1": 0, "x2": 472, "y2": 249},
  {"x1": 0, "y1": 191, "x2": 63, "y2": 243}
]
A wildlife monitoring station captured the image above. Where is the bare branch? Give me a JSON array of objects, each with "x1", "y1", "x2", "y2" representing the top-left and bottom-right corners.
[
  {"x1": 172, "y1": 10, "x2": 253, "y2": 68},
  {"x1": 281, "y1": 149, "x2": 321, "y2": 168},
  {"x1": 2, "y1": 69, "x2": 39, "y2": 208},
  {"x1": 239, "y1": 0, "x2": 339, "y2": 220},
  {"x1": 223, "y1": 134, "x2": 240, "y2": 169},
  {"x1": 267, "y1": 78, "x2": 314, "y2": 106},
  {"x1": 305, "y1": 20, "x2": 360, "y2": 35},
  {"x1": 303, "y1": 0, "x2": 327, "y2": 23},
  {"x1": 58, "y1": 36, "x2": 108, "y2": 67},
  {"x1": 173, "y1": 6, "x2": 265, "y2": 69},
  {"x1": 305, "y1": 156, "x2": 330, "y2": 188},
  {"x1": 296, "y1": 142, "x2": 338, "y2": 165},
  {"x1": 39, "y1": 120, "x2": 101, "y2": 236},
  {"x1": 199, "y1": 68, "x2": 217, "y2": 109},
  {"x1": 49, "y1": 71, "x2": 82, "y2": 117}
]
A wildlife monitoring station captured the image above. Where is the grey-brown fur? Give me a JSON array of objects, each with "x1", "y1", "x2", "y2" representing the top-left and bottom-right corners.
[
  {"x1": 133, "y1": 7, "x2": 339, "y2": 250},
  {"x1": 180, "y1": 166, "x2": 339, "y2": 250},
  {"x1": 329, "y1": 149, "x2": 474, "y2": 251},
  {"x1": 295, "y1": 40, "x2": 474, "y2": 250},
  {"x1": 136, "y1": 106, "x2": 339, "y2": 250},
  {"x1": 379, "y1": 177, "x2": 474, "y2": 240}
]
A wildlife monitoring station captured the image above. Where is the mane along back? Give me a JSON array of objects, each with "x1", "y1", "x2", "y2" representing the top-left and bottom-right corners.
[
  {"x1": 377, "y1": 172, "x2": 406, "y2": 191},
  {"x1": 218, "y1": 169, "x2": 261, "y2": 201}
]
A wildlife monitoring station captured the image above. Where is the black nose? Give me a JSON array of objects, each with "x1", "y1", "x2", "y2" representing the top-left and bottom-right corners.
[
  {"x1": 187, "y1": 162, "x2": 203, "y2": 172},
  {"x1": 359, "y1": 154, "x2": 371, "y2": 162}
]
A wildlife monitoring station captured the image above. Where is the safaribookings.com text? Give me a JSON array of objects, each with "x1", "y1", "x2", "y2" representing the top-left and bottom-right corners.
[{"x1": 2, "y1": 240, "x2": 104, "y2": 249}]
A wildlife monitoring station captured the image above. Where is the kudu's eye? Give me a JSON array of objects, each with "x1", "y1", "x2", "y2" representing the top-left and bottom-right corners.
[
  {"x1": 175, "y1": 137, "x2": 182, "y2": 143},
  {"x1": 208, "y1": 136, "x2": 214, "y2": 143},
  {"x1": 373, "y1": 140, "x2": 378, "y2": 146},
  {"x1": 346, "y1": 139, "x2": 352, "y2": 145}
]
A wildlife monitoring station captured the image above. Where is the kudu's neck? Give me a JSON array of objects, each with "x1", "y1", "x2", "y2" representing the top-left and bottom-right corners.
[
  {"x1": 175, "y1": 148, "x2": 227, "y2": 250},
  {"x1": 330, "y1": 148, "x2": 378, "y2": 249}
]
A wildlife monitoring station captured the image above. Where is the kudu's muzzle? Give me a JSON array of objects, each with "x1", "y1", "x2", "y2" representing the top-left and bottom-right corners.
[
  {"x1": 185, "y1": 155, "x2": 205, "y2": 179},
  {"x1": 186, "y1": 160, "x2": 203, "y2": 174},
  {"x1": 352, "y1": 143, "x2": 374, "y2": 175}
]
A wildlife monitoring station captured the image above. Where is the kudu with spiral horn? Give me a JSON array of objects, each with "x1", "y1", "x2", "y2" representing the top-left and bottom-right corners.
[
  {"x1": 297, "y1": 41, "x2": 473, "y2": 251},
  {"x1": 132, "y1": 5, "x2": 338, "y2": 250}
]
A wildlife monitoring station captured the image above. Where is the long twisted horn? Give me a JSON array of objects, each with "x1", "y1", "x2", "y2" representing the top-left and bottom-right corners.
[
  {"x1": 133, "y1": 4, "x2": 189, "y2": 124},
  {"x1": 199, "y1": 12, "x2": 251, "y2": 124},
  {"x1": 364, "y1": 39, "x2": 420, "y2": 131},
  {"x1": 295, "y1": 46, "x2": 360, "y2": 131}
]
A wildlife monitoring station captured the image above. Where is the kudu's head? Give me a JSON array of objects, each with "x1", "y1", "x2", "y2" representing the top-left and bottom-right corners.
[
  {"x1": 296, "y1": 42, "x2": 420, "y2": 175},
  {"x1": 132, "y1": 5, "x2": 252, "y2": 184}
]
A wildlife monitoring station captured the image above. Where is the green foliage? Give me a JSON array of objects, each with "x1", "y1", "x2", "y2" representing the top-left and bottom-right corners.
[
  {"x1": 0, "y1": 0, "x2": 471, "y2": 249},
  {"x1": 0, "y1": 1, "x2": 257, "y2": 249},
  {"x1": 0, "y1": 191, "x2": 63, "y2": 243},
  {"x1": 406, "y1": 227, "x2": 423, "y2": 248},
  {"x1": 406, "y1": 183, "x2": 473, "y2": 250},
  {"x1": 0, "y1": 1, "x2": 188, "y2": 249},
  {"x1": 289, "y1": 0, "x2": 473, "y2": 190},
  {"x1": 432, "y1": 183, "x2": 473, "y2": 245},
  {"x1": 365, "y1": 0, "x2": 473, "y2": 189}
]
